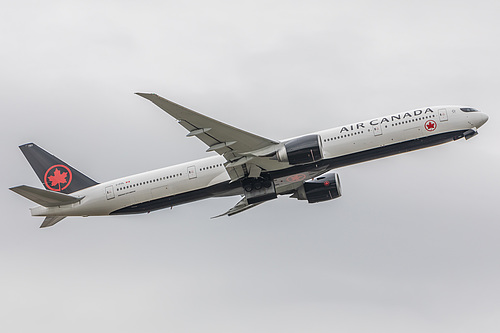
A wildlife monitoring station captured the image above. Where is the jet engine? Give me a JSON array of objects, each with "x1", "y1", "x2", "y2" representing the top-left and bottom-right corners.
[
  {"x1": 276, "y1": 134, "x2": 323, "y2": 165},
  {"x1": 292, "y1": 172, "x2": 342, "y2": 203}
]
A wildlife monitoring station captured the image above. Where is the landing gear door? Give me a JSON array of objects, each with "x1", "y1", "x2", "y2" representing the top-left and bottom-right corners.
[
  {"x1": 439, "y1": 108, "x2": 448, "y2": 122},
  {"x1": 188, "y1": 165, "x2": 197, "y2": 180}
]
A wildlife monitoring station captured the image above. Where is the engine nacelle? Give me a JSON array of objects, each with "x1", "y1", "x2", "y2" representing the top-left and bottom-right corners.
[
  {"x1": 276, "y1": 134, "x2": 323, "y2": 165},
  {"x1": 293, "y1": 173, "x2": 342, "y2": 203}
]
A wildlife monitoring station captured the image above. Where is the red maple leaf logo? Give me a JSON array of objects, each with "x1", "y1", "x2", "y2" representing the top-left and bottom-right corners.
[
  {"x1": 48, "y1": 168, "x2": 68, "y2": 191},
  {"x1": 44, "y1": 165, "x2": 72, "y2": 192},
  {"x1": 425, "y1": 120, "x2": 436, "y2": 131}
]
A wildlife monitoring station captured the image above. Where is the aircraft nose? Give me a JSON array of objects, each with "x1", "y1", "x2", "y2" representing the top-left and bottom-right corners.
[{"x1": 476, "y1": 113, "x2": 489, "y2": 128}]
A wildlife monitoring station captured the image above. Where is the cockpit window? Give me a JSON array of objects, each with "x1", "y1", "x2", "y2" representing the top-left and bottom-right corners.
[{"x1": 460, "y1": 107, "x2": 479, "y2": 112}]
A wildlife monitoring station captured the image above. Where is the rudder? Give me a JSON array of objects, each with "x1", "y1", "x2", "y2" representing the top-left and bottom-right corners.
[{"x1": 19, "y1": 143, "x2": 99, "y2": 194}]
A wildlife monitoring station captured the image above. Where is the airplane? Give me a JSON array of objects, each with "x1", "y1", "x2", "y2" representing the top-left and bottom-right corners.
[{"x1": 10, "y1": 93, "x2": 489, "y2": 228}]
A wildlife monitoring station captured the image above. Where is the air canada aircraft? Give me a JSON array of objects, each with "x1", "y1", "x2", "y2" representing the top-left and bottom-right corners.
[{"x1": 10, "y1": 93, "x2": 489, "y2": 228}]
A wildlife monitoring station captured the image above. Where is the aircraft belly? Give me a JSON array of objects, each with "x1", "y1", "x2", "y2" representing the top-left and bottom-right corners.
[
  {"x1": 325, "y1": 130, "x2": 464, "y2": 169},
  {"x1": 110, "y1": 180, "x2": 239, "y2": 215}
]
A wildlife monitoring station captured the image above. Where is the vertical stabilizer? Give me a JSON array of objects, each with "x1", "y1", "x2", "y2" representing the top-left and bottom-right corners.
[{"x1": 19, "y1": 143, "x2": 99, "y2": 194}]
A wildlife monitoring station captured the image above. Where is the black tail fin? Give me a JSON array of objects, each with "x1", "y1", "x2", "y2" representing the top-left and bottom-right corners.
[{"x1": 19, "y1": 143, "x2": 99, "y2": 194}]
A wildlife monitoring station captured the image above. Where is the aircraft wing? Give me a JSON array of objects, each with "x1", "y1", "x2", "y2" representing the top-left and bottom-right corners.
[
  {"x1": 137, "y1": 93, "x2": 281, "y2": 180},
  {"x1": 40, "y1": 216, "x2": 67, "y2": 228},
  {"x1": 136, "y1": 93, "x2": 279, "y2": 157},
  {"x1": 211, "y1": 196, "x2": 265, "y2": 218}
]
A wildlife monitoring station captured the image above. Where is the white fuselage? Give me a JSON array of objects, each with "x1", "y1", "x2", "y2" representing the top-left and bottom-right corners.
[{"x1": 30, "y1": 105, "x2": 488, "y2": 217}]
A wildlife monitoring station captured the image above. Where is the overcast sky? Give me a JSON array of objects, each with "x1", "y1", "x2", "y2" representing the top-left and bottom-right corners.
[{"x1": 1, "y1": 0, "x2": 499, "y2": 332}]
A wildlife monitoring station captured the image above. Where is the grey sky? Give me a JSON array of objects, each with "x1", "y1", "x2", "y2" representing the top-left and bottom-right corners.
[{"x1": 1, "y1": 0, "x2": 499, "y2": 332}]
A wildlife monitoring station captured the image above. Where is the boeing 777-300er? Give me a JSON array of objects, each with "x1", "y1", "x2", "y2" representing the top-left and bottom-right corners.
[{"x1": 10, "y1": 93, "x2": 489, "y2": 228}]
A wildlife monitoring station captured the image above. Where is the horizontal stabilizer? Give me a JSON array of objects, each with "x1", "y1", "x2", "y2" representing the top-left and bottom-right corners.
[
  {"x1": 10, "y1": 185, "x2": 84, "y2": 207},
  {"x1": 40, "y1": 216, "x2": 66, "y2": 228}
]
